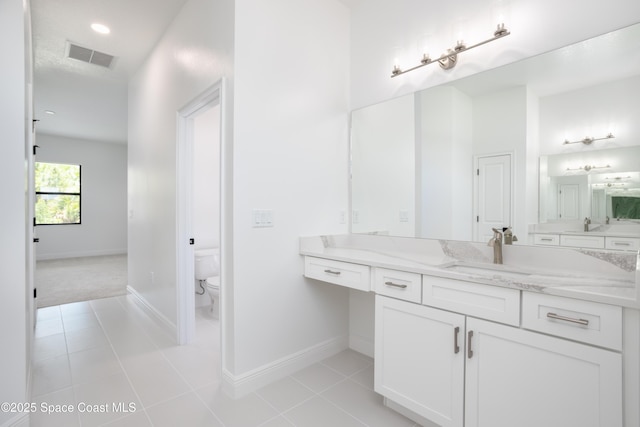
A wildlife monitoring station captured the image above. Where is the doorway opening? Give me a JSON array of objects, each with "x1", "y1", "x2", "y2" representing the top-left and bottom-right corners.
[{"x1": 176, "y1": 82, "x2": 224, "y2": 345}]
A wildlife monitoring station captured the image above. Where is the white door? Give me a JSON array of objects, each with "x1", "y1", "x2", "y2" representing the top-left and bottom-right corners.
[
  {"x1": 375, "y1": 295, "x2": 465, "y2": 427},
  {"x1": 475, "y1": 154, "x2": 511, "y2": 242},
  {"x1": 465, "y1": 317, "x2": 622, "y2": 427},
  {"x1": 558, "y1": 183, "x2": 580, "y2": 220}
]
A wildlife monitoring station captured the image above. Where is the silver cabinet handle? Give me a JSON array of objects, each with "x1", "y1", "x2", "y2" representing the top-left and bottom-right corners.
[
  {"x1": 613, "y1": 242, "x2": 631, "y2": 246},
  {"x1": 454, "y1": 326, "x2": 460, "y2": 354},
  {"x1": 546, "y1": 312, "x2": 589, "y2": 326},
  {"x1": 540, "y1": 238, "x2": 553, "y2": 242},
  {"x1": 467, "y1": 331, "x2": 474, "y2": 359},
  {"x1": 324, "y1": 269, "x2": 341, "y2": 275},
  {"x1": 384, "y1": 281, "x2": 408, "y2": 289}
]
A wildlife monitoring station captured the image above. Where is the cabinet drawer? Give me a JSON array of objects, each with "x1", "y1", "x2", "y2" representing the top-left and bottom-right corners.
[
  {"x1": 605, "y1": 236, "x2": 640, "y2": 251},
  {"x1": 374, "y1": 268, "x2": 422, "y2": 303},
  {"x1": 422, "y1": 276, "x2": 520, "y2": 326},
  {"x1": 522, "y1": 293, "x2": 622, "y2": 350},
  {"x1": 304, "y1": 256, "x2": 370, "y2": 291},
  {"x1": 560, "y1": 234, "x2": 605, "y2": 249},
  {"x1": 533, "y1": 234, "x2": 559, "y2": 246}
]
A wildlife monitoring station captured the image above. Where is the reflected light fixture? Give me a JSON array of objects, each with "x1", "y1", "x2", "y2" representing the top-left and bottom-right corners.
[
  {"x1": 391, "y1": 24, "x2": 510, "y2": 77},
  {"x1": 566, "y1": 164, "x2": 611, "y2": 172},
  {"x1": 563, "y1": 132, "x2": 614, "y2": 145}
]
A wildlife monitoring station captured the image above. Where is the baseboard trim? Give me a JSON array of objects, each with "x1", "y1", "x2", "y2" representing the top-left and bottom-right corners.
[
  {"x1": 36, "y1": 249, "x2": 127, "y2": 261},
  {"x1": 0, "y1": 412, "x2": 29, "y2": 427},
  {"x1": 126, "y1": 285, "x2": 177, "y2": 338},
  {"x1": 221, "y1": 335, "x2": 348, "y2": 398}
]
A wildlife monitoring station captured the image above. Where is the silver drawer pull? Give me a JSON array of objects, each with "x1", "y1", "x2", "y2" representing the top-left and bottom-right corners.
[
  {"x1": 384, "y1": 281, "x2": 408, "y2": 289},
  {"x1": 613, "y1": 242, "x2": 631, "y2": 246},
  {"x1": 454, "y1": 326, "x2": 460, "y2": 354},
  {"x1": 324, "y1": 269, "x2": 341, "y2": 275},
  {"x1": 546, "y1": 312, "x2": 589, "y2": 326},
  {"x1": 540, "y1": 238, "x2": 553, "y2": 242}
]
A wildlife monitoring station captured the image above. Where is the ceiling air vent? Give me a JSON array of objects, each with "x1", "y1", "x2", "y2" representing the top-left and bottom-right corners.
[{"x1": 66, "y1": 42, "x2": 115, "y2": 68}]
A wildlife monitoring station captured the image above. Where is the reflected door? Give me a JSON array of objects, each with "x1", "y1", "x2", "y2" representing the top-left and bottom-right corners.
[
  {"x1": 475, "y1": 154, "x2": 512, "y2": 242},
  {"x1": 558, "y1": 184, "x2": 580, "y2": 220}
]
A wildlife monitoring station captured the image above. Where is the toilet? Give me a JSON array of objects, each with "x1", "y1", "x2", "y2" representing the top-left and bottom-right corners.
[{"x1": 194, "y1": 248, "x2": 220, "y2": 315}]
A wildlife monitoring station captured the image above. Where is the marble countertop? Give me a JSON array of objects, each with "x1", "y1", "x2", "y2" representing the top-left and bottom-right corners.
[{"x1": 300, "y1": 234, "x2": 640, "y2": 309}]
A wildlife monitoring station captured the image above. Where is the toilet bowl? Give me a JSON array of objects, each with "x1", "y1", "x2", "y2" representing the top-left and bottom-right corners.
[{"x1": 194, "y1": 249, "x2": 220, "y2": 314}]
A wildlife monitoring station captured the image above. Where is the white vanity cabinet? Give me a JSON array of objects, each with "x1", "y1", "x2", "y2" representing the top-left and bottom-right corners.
[
  {"x1": 375, "y1": 295, "x2": 465, "y2": 427},
  {"x1": 465, "y1": 317, "x2": 622, "y2": 427},
  {"x1": 375, "y1": 280, "x2": 623, "y2": 427}
]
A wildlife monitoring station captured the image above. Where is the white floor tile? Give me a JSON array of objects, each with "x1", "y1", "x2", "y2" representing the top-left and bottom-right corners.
[
  {"x1": 65, "y1": 325, "x2": 110, "y2": 354},
  {"x1": 121, "y1": 352, "x2": 191, "y2": 407},
  {"x1": 283, "y1": 396, "x2": 366, "y2": 427},
  {"x1": 35, "y1": 317, "x2": 64, "y2": 338},
  {"x1": 161, "y1": 345, "x2": 221, "y2": 389},
  {"x1": 196, "y1": 383, "x2": 279, "y2": 427},
  {"x1": 90, "y1": 296, "x2": 126, "y2": 312},
  {"x1": 322, "y1": 379, "x2": 416, "y2": 427},
  {"x1": 60, "y1": 301, "x2": 94, "y2": 316},
  {"x1": 33, "y1": 333, "x2": 68, "y2": 362},
  {"x1": 31, "y1": 354, "x2": 72, "y2": 397},
  {"x1": 349, "y1": 364, "x2": 374, "y2": 389},
  {"x1": 61, "y1": 312, "x2": 101, "y2": 332},
  {"x1": 259, "y1": 415, "x2": 296, "y2": 427},
  {"x1": 68, "y1": 346, "x2": 122, "y2": 385},
  {"x1": 37, "y1": 305, "x2": 62, "y2": 321},
  {"x1": 146, "y1": 392, "x2": 224, "y2": 427},
  {"x1": 291, "y1": 362, "x2": 346, "y2": 393},
  {"x1": 321, "y1": 349, "x2": 373, "y2": 376},
  {"x1": 72, "y1": 372, "x2": 141, "y2": 427},
  {"x1": 256, "y1": 376, "x2": 315, "y2": 412},
  {"x1": 101, "y1": 410, "x2": 152, "y2": 427},
  {"x1": 30, "y1": 387, "x2": 80, "y2": 427}
]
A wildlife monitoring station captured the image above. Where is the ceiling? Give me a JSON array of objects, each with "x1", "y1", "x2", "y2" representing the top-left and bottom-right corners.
[{"x1": 31, "y1": 0, "x2": 189, "y2": 144}]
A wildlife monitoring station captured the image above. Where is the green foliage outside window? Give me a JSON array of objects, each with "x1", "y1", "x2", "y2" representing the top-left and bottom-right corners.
[{"x1": 35, "y1": 162, "x2": 81, "y2": 225}]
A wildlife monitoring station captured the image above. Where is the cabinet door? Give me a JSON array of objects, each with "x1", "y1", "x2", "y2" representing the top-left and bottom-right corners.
[
  {"x1": 465, "y1": 318, "x2": 622, "y2": 427},
  {"x1": 375, "y1": 295, "x2": 465, "y2": 427}
]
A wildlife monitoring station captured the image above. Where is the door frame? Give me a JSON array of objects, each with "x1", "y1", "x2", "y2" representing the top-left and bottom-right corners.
[
  {"x1": 176, "y1": 80, "x2": 225, "y2": 345},
  {"x1": 473, "y1": 151, "x2": 514, "y2": 242}
]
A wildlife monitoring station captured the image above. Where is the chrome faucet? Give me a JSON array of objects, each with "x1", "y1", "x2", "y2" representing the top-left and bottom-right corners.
[
  {"x1": 584, "y1": 217, "x2": 591, "y2": 232},
  {"x1": 487, "y1": 228, "x2": 503, "y2": 264}
]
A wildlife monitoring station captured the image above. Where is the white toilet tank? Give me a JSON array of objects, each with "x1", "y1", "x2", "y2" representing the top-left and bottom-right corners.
[{"x1": 194, "y1": 248, "x2": 220, "y2": 280}]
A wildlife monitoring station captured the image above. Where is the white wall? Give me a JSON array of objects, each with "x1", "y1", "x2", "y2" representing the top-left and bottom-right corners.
[
  {"x1": 417, "y1": 85, "x2": 473, "y2": 240},
  {"x1": 233, "y1": 0, "x2": 350, "y2": 376},
  {"x1": 128, "y1": 0, "x2": 233, "y2": 326},
  {"x1": 35, "y1": 134, "x2": 127, "y2": 260},
  {"x1": 0, "y1": 0, "x2": 30, "y2": 425},
  {"x1": 351, "y1": 93, "x2": 415, "y2": 236},
  {"x1": 349, "y1": 0, "x2": 640, "y2": 110}
]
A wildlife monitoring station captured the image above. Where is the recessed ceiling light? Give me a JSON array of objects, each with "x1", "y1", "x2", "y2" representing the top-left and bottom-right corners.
[
  {"x1": 44, "y1": 110, "x2": 56, "y2": 115},
  {"x1": 91, "y1": 23, "x2": 111, "y2": 35}
]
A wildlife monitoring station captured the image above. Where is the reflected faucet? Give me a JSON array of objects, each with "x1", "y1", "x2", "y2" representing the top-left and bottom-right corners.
[
  {"x1": 503, "y1": 227, "x2": 518, "y2": 245},
  {"x1": 584, "y1": 217, "x2": 591, "y2": 232},
  {"x1": 487, "y1": 228, "x2": 503, "y2": 264}
]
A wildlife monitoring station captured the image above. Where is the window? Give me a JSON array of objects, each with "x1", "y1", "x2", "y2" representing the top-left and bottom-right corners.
[{"x1": 35, "y1": 162, "x2": 81, "y2": 225}]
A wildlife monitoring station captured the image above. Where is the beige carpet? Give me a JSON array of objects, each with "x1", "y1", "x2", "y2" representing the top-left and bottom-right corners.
[{"x1": 35, "y1": 254, "x2": 128, "y2": 308}]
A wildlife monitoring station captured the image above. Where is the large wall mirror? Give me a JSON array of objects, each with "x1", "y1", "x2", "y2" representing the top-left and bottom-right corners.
[{"x1": 351, "y1": 22, "x2": 640, "y2": 243}]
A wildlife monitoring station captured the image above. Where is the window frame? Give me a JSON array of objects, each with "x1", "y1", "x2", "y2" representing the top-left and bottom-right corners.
[{"x1": 35, "y1": 162, "x2": 82, "y2": 226}]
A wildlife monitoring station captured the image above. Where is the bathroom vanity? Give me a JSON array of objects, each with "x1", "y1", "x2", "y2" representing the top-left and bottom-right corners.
[{"x1": 300, "y1": 234, "x2": 640, "y2": 427}]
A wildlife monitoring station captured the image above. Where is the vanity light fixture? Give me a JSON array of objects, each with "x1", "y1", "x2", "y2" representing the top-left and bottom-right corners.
[
  {"x1": 593, "y1": 182, "x2": 626, "y2": 188},
  {"x1": 566, "y1": 164, "x2": 611, "y2": 172},
  {"x1": 562, "y1": 132, "x2": 614, "y2": 145},
  {"x1": 391, "y1": 24, "x2": 510, "y2": 77}
]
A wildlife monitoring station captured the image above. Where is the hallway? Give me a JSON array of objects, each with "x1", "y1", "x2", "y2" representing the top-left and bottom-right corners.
[{"x1": 31, "y1": 296, "x2": 419, "y2": 427}]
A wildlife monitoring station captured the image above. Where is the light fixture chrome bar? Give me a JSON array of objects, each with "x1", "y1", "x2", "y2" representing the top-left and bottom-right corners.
[
  {"x1": 563, "y1": 132, "x2": 615, "y2": 145},
  {"x1": 391, "y1": 25, "x2": 511, "y2": 78},
  {"x1": 566, "y1": 164, "x2": 611, "y2": 172}
]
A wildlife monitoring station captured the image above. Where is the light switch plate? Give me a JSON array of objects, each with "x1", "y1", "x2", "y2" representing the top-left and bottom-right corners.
[{"x1": 252, "y1": 209, "x2": 274, "y2": 227}]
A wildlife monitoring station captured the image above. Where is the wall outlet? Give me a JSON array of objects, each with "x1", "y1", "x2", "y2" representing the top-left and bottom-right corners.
[
  {"x1": 339, "y1": 210, "x2": 347, "y2": 224},
  {"x1": 399, "y1": 210, "x2": 409, "y2": 222}
]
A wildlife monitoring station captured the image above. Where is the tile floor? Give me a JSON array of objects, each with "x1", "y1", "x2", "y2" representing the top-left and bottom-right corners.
[{"x1": 31, "y1": 295, "x2": 420, "y2": 427}]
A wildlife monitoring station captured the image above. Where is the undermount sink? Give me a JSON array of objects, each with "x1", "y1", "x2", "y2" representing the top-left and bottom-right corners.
[{"x1": 443, "y1": 262, "x2": 531, "y2": 279}]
